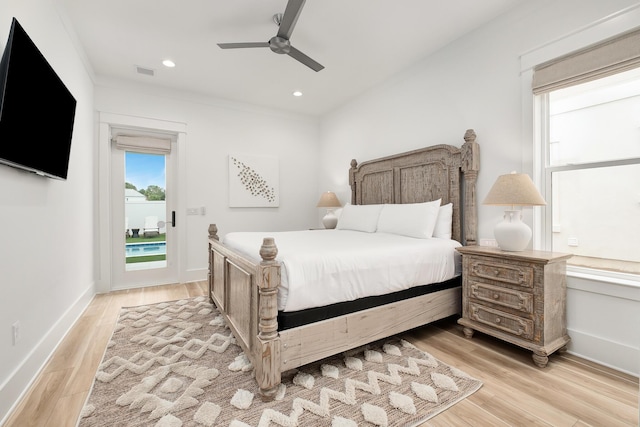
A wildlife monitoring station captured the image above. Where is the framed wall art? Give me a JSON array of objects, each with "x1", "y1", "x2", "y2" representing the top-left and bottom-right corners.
[{"x1": 228, "y1": 154, "x2": 279, "y2": 207}]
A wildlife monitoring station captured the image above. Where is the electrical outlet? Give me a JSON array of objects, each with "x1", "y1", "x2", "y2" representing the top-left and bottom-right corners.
[
  {"x1": 199, "y1": 206, "x2": 206, "y2": 215},
  {"x1": 568, "y1": 237, "x2": 579, "y2": 247},
  {"x1": 12, "y1": 321, "x2": 20, "y2": 345},
  {"x1": 186, "y1": 208, "x2": 198, "y2": 215}
]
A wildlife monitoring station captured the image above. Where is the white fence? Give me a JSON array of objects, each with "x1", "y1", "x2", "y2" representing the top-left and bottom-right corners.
[{"x1": 125, "y1": 201, "x2": 167, "y2": 234}]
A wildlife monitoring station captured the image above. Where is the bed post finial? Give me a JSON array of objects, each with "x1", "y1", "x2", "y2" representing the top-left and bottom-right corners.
[
  {"x1": 208, "y1": 224, "x2": 219, "y2": 241},
  {"x1": 463, "y1": 129, "x2": 476, "y2": 143},
  {"x1": 257, "y1": 237, "x2": 281, "y2": 401},
  {"x1": 259, "y1": 237, "x2": 277, "y2": 261},
  {"x1": 461, "y1": 129, "x2": 480, "y2": 246},
  {"x1": 349, "y1": 159, "x2": 358, "y2": 204},
  {"x1": 207, "y1": 224, "x2": 219, "y2": 304}
]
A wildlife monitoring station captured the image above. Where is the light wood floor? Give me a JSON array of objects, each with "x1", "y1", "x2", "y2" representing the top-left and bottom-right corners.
[{"x1": 4, "y1": 281, "x2": 638, "y2": 427}]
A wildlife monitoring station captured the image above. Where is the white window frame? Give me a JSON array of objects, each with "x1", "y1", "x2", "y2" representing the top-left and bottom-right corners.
[
  {"x1": 538, "y1": 90, "x2": 640, "y2": 281},
  {"x1": 521, "y1": 4, "x2": 640, "y2": 288}
]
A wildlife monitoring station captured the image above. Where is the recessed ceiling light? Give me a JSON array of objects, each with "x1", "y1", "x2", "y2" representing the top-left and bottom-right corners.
[
  {"x1": 292, "y1": 91, "x2": 303, "y2": 97},
  {"x1": 162, "y1": 59, "x2": 176, "y2": 68}
]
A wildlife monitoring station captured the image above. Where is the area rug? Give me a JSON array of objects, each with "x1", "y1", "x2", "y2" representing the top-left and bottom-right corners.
[{"x1": 78, "y1": 297, "x2": 482, "y2": 427}]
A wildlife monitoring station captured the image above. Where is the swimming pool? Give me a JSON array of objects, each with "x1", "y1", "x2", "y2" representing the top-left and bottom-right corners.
[{"x1": 126, "y1": 242, "x2": 166, "y2": 257}]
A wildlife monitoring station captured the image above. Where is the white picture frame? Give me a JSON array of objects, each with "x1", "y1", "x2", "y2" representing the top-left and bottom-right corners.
[{"x1": 228, "y1": 154, "x2": 279, "y2": 207}]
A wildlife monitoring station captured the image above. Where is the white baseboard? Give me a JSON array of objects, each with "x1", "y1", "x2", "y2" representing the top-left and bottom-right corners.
[
  {"x1": 567, "y1": 327, "x2": 639, "y2": 377},
  {"x1": 0, "y1": 283, "x2": 96, "y2": 425},
  {"x1": 183, "y1": 267, "x2": 207, "y2": 284}
]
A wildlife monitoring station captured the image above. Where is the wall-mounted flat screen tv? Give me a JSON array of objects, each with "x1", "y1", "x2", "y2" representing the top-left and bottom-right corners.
[{"x1": 0, "y1": 17, "x2": 76, "y2": 180}]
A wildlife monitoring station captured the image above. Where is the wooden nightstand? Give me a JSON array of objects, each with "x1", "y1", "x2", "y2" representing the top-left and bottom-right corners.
[{"x1": 456, "y1": 245, "x2": 572, "y2": 368}]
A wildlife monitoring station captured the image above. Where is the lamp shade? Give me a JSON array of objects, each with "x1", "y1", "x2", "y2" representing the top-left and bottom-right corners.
[
  {"x1": 316, "y1": 191, "x2": 342, "y2": 208},
  {"x1": 483, "y1": 172, "x2": 546, "y2": 206},
  {"x1": 484, "y1": 172, "x2": 545, "y2": 252}
]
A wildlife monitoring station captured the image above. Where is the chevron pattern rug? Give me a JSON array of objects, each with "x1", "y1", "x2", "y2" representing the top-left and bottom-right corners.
[{"x1": 78, "y1": 297, "x2": 482, "y2": 426}]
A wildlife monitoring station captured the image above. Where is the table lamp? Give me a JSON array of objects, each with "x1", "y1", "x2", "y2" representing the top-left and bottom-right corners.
[
  {"x1": 316, "y1": 191, "x2": 342, "y2": 229},
  {"x1": 483, "y1": 172, "x2": 546, "y2": 251}
]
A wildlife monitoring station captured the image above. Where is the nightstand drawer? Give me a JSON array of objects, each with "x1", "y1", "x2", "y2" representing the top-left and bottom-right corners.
[
  {"x1": 469, "y1": 281, "x2": 533, "y2": 313},
  {"x1": 469, "y1": 302, "x2": 534, "y2": 340},
  {"x1": 469, "y1": 258, "x2": 534, "y2": 288}
]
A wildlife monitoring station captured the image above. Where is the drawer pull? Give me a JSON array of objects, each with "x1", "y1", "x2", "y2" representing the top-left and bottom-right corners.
[
  {"x1": 493, "y1": 294, "x2": 500, "y2": 300},
  {"x1": 494, "y1": 270, "x2": 500, "y2": 275},
  {"x1": 495, "y1": 317, "x2": 501, "y2": 324}
]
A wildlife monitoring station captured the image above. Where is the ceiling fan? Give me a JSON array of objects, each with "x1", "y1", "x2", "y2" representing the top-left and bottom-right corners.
[{"x1": 217, "y1": 0, "x2": 324, "y2": 72}]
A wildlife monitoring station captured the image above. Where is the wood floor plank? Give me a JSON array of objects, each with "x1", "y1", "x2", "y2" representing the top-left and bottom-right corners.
[
  {"x1": 63, "y1": 324, "x2": 113, "y2": 396},
  {"x1": 190, "y1": 280, "x2": 209, "y2": 296},
  {"x1": 408, "y1": 329, "x2": 580, "y2": 426},
  {"x1": 43, "y1": 313, "x2": 97, "y2": 373},
  {"x1": 478, "y1": 396, "x2": 562, "y2": 427},
  {"x1": 44, "y1": 391, "x2": 88, "y2": 427},
  {"x1": 552, "y1": 360, "x2": 638, "y2": 406},
  {"x1": 4, "y1": 368, "x2": 72, "y2": 427},
  {"x1": 80, "y1": 294, "x2": 108, "y2": 318},
  {"x1": 4, "y1": 281, "x2": 638, "y2": 427},
  {"x1": 468, "y1": 345, "x2": 637, "y2": 426},
  {"x1": 556, "y1": 351, "x2": 639, "y2": 388},
  {"x1": 421, "y1": 398, "x2": 511, "y2": 426},
  {"x1": 408, "y1": 320, "x2": 638, "y2": 426}
]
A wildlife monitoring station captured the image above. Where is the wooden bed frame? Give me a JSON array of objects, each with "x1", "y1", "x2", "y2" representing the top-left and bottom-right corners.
[{"x1": 207, "y1": 129, "x2": 480, "y2": 400}]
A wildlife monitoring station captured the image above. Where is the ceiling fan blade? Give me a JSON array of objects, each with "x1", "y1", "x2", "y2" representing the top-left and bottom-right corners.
[
  {"x1": 217, "y1": 42, "x2": 269, "y2": 49},
  {"x1": 287, "y1": 46, "x2": 324, "y2": 72},
  {"x1": 277, "y1": 0, "x2": 305, "y2": 40}
]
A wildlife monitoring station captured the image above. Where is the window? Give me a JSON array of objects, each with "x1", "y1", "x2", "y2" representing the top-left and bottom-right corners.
[{"x1": 537, "y1": 62, "x2": 640, "y2": 276}]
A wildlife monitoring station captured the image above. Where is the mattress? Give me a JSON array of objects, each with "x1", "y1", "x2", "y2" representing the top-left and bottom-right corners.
[
  {"x1": 276, "y1": 276, "x2": 461, "y2": 330},
  {"x1": 222, "y1": 229, "x2": 462, "y2": 312}
]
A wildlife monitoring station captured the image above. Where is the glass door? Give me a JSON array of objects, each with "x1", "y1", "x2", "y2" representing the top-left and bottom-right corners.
[
  {"x1": 110, "y1": 132, "x2": 178, "y2": 289},
  {"x1": 125, "y1": 152, "x2": 167, "y2": 271}
]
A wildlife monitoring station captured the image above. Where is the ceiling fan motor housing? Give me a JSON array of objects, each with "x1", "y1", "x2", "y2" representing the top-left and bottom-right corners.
[{"x1": 269, "y1": 36, "x2": 291, "y2": 54}]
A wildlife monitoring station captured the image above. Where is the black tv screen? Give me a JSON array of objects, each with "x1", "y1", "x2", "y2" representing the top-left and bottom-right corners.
[{"x1": 0, "y1": 18, "x2": 76, "y2": 180}]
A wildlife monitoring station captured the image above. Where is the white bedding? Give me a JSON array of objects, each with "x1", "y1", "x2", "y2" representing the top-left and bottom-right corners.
[{"x1": 222, "y1": 230, "x2": 462, "y2": 312}]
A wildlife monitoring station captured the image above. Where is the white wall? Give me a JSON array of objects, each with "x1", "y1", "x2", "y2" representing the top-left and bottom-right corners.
[
  {"x1": 0, "y1": 0, "x2": 96, "y2": 422},
  {"x1": 319, "y1": 0, "x2": 640, "y2": 375},
  {"x1": 94, "y1": 82, "x2": 321, "y2": 284}
]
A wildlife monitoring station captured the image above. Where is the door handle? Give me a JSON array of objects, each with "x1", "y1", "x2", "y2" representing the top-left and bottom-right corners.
[{"x1": 172, "y1": 211, "x2": 176, "y2": 227}]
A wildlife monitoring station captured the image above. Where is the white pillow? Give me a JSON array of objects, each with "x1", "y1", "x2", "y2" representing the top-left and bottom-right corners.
[
  {"x1": 376, "y1": 199, "x2": 442, "y2": 239},
  {"x1": 336, "y1": 203, "x2": 383, "y2": 232},
  {"x1": 433, "y1": 203, "x2": 453, "y2": 239}
]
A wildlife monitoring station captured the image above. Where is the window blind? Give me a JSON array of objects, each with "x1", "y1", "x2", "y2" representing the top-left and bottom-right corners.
[
  {"x1": 113, "y1": 135, "x2": 172, "y2": 154},
  {"x1": 532, "y1": 27, "x2": 640, "y2": 94}
]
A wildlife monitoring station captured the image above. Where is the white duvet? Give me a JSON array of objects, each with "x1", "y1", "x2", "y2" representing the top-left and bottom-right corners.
[{"x1": 222, "y1": 230, "x2": 462, "y2": 312}]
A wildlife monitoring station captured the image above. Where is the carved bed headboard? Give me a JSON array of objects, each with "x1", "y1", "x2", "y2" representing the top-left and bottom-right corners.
[{"x1": 348, "y1": 129, "x2": 479, "y2": 245}]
